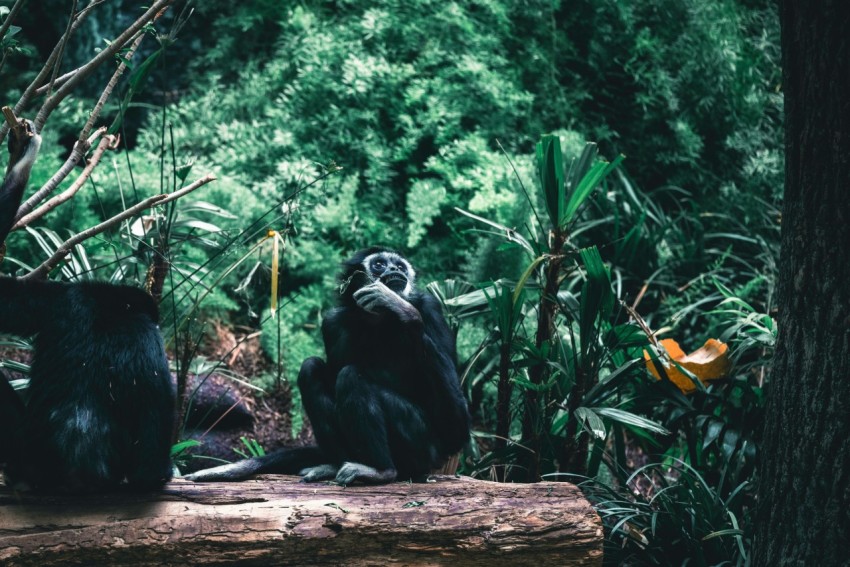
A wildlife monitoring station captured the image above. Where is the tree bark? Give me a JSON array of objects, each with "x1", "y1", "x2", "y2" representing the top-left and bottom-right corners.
[
  {"x1": 754, "y1": 2, "x2": 850, "y2": 564},
  {"x1": 0, "y1": 475, "x2": 603, "y2": 566}
]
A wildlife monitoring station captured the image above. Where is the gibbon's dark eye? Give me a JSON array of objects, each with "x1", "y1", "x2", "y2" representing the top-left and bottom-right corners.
[{"x1": 373, "y1": 260, "x2": 385, "y2": 271}]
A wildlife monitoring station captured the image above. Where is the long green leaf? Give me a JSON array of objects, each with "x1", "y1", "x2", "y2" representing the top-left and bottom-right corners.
[
  {"x1": 536, "y1": 135, "x2": 565, "y2": 227},
  {"x1": 109, "y1": 48, "x2": 163, "y2": 134},
  {"x1": 578, "y1": 246, "x2": 614, "y2": 353},
  {"x1": 563, "y1": 153, "x2": 624, "y2": 225},
  {"x1": 593, "y1": 407, "x2": 670, "y2": 436},
  {"x1": 513, "y1": 255, "x2": 545, "y2": 305},
  {"x1": 454, "y1": 208, "x2": 534, "y2": 255}
]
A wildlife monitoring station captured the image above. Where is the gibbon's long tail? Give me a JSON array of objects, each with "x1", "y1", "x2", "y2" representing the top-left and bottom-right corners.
[{"x1": 184, "y1": 445, "x2": 326, "y2": 482}]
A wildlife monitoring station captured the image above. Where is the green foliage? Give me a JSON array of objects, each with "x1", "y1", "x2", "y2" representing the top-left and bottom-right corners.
[
  {"x1": 1, "y1": 2, "x2": 782, "y2": 563},
  {"x1": 585, "y1": 460, "x2": 751, "y2": 565},
  {"x1": 233, "y1": 437, "x2": 266, "y2": 460}
]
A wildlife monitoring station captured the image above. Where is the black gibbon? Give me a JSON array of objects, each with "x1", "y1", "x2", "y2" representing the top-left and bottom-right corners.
[
  {"x1": 187, "y1": 247, "x2": 471, "y2": 485},
  {"x1": 0, "y1": 115, "x2": 175, "y2": 492}
]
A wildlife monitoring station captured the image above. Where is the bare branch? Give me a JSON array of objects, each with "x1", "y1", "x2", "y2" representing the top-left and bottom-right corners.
[
  {"x1": 0, "y1": 0, "x2": 100, "y2": 143},
  {"x1": 34, "y1": 66, "x2": 81, "y2": 97},
  {"x1": 44, "y1": 0, "x2": 78, "y2": 99},
  {"x1": 13, "y1": 126, "x2": 106, "y2": 225},
  {"x1": 23, "y1": 174, "x2": 217, "y2": 281},
  {"x1": 34, "y1": 0, "x2": 175, "y2": 131},
  {"x1": 2, "y1": 106, "x2": 17, "y2": 127},
  {"x1": 157, "y1": 174, "x2": 218, "y2": 206},
  {"x1": 81, "y1": 33, "x2": 145, "y2": 142},
  {"x1": 13, "y1": 32, "x2": 145, "y2": 223},
  {"x1": 12, "y1": 130, "x2": 116, "y2": 231}
]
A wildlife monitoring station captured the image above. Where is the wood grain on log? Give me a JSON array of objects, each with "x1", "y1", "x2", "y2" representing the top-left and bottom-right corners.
[{"x1": 0, "y1": 475, "x2": 602, "y2": 566}]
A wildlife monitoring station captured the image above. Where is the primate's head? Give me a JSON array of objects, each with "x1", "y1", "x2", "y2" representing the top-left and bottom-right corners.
[{"x1": 339, "y1": 247, "x2": 416, "y2": 303}]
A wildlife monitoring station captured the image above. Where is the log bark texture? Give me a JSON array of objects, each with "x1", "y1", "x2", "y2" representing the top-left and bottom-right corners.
[{"x1": 0, "y1": 475, "x2": 602, "y2": 566}]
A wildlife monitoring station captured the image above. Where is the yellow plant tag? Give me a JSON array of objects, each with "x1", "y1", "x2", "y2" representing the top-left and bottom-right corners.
[{"x1": 270, "y1": 231, "x2": 279, "y2": 318}]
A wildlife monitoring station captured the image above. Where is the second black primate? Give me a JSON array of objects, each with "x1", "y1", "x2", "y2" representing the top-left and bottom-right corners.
[
  {"x1": 0, "y1": 115, "x2": 174, "y2": 492},
  {"x1": 187, "y1": 247, "x2": 471, "y2": 484}
]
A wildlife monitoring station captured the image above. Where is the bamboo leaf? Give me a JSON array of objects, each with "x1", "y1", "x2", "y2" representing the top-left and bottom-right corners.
[
  {"x1": 593, "y1": 407, "x2": 670, "y2": 436},
  {"x1": 513, "y1": 255, "x2": 545, "y2": 305},
  {"x1": 578, "y1": 246, "x2": 614, "y2": 352},
  {"x1": 563, "y1": 150, "x2": 624, "y2": 225}
]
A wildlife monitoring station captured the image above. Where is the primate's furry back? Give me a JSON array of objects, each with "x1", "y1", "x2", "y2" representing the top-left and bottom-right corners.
[
  {"x1": 0, "y1": 116, "x2": 175, "y2": 492},
  {"x1": 0, "y1": 279, "x2": 176, "y2": 492}
]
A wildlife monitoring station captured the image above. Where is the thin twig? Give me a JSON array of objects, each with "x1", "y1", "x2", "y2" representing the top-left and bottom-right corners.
[
  {"x1": 23, "y1": 173, "x2": 216, "y2": 281},
  {"x1": 80, "y1": 32, "x2": 145, "y2": 141},
  {"x1": 34, "y1": 0, "x2": 174, "y2": 131},
  {"x1": 0, "y1": 0, "x2": 98, "y2": 143},
  {"x1": 45, "y1": 0, "x2": 78, "y2": 99},
  {"x1": 34, "y1": 66, "x2": 81, "y2": 96},
  {"x1": 12, "y1": 130, "x2": 116, "y2": 231}
]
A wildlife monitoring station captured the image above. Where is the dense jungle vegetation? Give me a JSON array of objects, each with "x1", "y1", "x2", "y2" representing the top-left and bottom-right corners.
[{"x1": 1, "y1": 1, "x2": 782, "y2": 563}]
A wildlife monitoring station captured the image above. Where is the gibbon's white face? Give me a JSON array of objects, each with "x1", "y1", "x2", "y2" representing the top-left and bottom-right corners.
[{"x1": 362, "y1": 251, "x2": 416, "y2": 297}]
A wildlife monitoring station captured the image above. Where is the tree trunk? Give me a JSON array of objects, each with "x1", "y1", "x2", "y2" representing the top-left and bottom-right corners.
[
  {"x1": 0, "y1": 475, "x2": 603, "y2": 566},
  {"x1": 754, "y1": 2, "x2": 850, "y2": 564},
  {"x1": 522, "y1": 231, "x2": 567, "y2": 482},
  {"x1": 494, "y1": 340, "x2": 513, "y2": 481}
]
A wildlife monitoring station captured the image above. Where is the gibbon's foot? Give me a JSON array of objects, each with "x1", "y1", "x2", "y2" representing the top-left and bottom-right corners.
[
  {"x1": 334, "y1": 462, "x2": 397, "y2": 485},
  {"x1": 298, "y1": 464, "x2": 339, "y2": 482}
]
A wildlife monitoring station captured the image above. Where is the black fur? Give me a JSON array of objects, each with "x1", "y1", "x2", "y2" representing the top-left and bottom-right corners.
[
  {"x1": 0, "y1": 118, "x2": 175, "y2": 492},
  {"x1": 0, "y1": 370, "x2": 24, "y2": 460},
  {"x1": 187, "y1": 247, "x2": 471, "y2": 484}
]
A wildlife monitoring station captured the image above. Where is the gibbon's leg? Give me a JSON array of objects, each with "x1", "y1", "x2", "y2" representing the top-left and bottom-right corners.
[
  {"x1": 295, "y1": 357, "x2": 344, "y2": 481},
  {"x1": 332, "y1": 366, "x2": 431, "y2": 485},
  {"x1": 297, "y1": 356, "x2": 345, "y2": 472},
  {"x1": 125, "y1": 398, "x2": 176, "y2": 490}
]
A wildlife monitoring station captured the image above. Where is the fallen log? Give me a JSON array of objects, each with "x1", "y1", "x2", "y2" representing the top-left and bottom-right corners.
[{"x1": 0, "y1": 475, "x2": 603, "y2": 566}]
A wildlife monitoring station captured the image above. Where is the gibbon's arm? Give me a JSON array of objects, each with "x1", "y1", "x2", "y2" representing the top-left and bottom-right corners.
[
  {"x1": 353, "y1": 280, "x2": 422, "y2": 324},
  {"x1": 419, "y1": 295, "x2": 471, "y2": 453}
]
